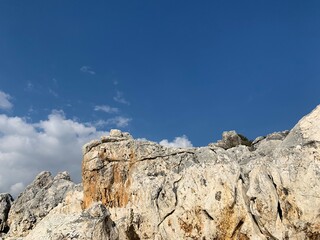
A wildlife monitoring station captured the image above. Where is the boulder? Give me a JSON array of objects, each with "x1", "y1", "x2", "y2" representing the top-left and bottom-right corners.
[{"x1": 211, "y1": 130, "x2": 253, "y2": 150}]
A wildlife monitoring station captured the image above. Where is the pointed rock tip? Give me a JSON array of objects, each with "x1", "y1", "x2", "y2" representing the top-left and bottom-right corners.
[
  {"x1": 53, "y1": 171, "x2": 71, "y2": 181},
  {"x1": 282, "y1": 104, "x2": 320, "y2": 147}
]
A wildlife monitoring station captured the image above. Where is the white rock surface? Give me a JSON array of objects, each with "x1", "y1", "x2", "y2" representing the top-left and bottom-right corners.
[
  {"x1": 81, "y1": 105, "x2": 320, "y2": 239},
  {"x1": 2, "y1": 105, "x2": 320, "y2": 239}
]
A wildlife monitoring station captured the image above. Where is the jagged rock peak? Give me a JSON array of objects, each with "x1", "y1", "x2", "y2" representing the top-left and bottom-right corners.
[{"x1": 282, "y1": 104, "x2": 320, "y2": 147}]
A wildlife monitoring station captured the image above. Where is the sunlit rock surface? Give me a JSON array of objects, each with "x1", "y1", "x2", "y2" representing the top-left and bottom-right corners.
[{"x1": 2, "y1": 105, "x2": 320, "y2": 239}]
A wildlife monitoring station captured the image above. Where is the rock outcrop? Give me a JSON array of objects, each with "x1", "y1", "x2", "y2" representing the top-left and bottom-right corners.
[
  {"x1": 210, "y1": 130, "x2": 253, "y2": 149},
  {"x1": 0, "y1": 193, "x2": 13, "y2": 235},
  {"x1": 22, "y1": 185, "x2": 118, "y2": 240},
  {"x1": 5, "y1": 171, "x2": 77, "y2": 239},
  {"x1": 80, "y1": 106, "x2": 320, "y2": 239},
  {"x1": 1, "y1": 105, "x2": 320, "y2": 239}
]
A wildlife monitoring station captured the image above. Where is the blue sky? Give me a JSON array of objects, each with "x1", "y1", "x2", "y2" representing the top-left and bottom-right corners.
[{"x1": 0, "y1": 1, "x2": 319, "y2": 194}]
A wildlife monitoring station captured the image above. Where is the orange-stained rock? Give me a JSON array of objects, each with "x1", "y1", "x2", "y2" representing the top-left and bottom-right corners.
[
  {"x1": 6, "y1": 106, "x2": 320, "y2": 239},
  {"x1": 80, "y1": 106, "x2": 320, "y2": 239}
]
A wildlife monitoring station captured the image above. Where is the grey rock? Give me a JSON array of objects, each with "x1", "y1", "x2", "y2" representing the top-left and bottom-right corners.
[
  {"x1": 211, "y1": 130, "x2": 252, "y2": 150},
  {"x1": 6, "y1": 171, "x2": 76, "y2": 238},
  {"x1": 0, "y1": 193, "x2": 13, "y2": 233},
  {"x1": 53, "y1": 171, "x2": 71, "y2": 181},
  {"x1": 24, "y1": 190, "x2": 118, "y2": 240},
  {"x1": 282, "y1": 106, "x2": 320, "y2": 148}
]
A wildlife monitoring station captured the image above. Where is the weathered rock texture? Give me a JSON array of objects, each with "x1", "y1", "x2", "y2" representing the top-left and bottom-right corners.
[
  {"x1": 1, "y1": 105, "x2": 320, "y2": 239},
  {"x1": 6, "y1": 171, "x2": 77, "y2": 239},
  {"x1": 0, "y1": 193, "x2": 13, "y2": 234},
  {"x1": 23, "y1": 186, "x2": 118, "y2": 240},
  {"x1": 81, "y1": 106, "x2": 320, "y2": 240}
]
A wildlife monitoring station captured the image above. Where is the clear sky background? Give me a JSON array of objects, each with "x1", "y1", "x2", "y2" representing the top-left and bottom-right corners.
[{"x1": 0, "y1": 0, "x2": 319, "y2": 195}]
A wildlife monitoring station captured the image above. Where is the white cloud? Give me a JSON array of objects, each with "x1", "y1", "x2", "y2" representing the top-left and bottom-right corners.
[
  {"x1": 94, "y1": 105, "x2": 119, "y2": 114},
  {"x1": 0, "y1": 91, "x2": 13, "y2": 110},
  {"x1": 93, "y1": 116, "x2": 131, "y2": 128},
  {"x1": 159, "y1": 135, "x2": 193, "y2": 148},
  {"x1": 111, "y1": 117, "x2": 131, "y2": 127},
  {"x1": 28, "y1": 106, "x2": 37, "y2": 115},
  {"x1": 113, "y1": 91, "x2": 130, "y2": 105},
  {"x1": 0, "y1": 111, "x2": 108, "y2": 197},
  {"x1": 10, "y1": 182, "x2": 25, "y2": 197},
  {"x1": 80, "y1": 66, "x2": 96, "y2": 75}
]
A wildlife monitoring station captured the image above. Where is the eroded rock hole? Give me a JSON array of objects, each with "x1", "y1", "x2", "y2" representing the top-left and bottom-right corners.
[
  {"x1": 125, "y1": 224, "x2": 140, "y2": 240},
  {"x1": 215, "y1": 191, "x2": 221, "y2": 201}
]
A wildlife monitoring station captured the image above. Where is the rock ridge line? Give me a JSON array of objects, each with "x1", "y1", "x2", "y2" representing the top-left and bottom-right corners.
[{"x1": 1, "y1": 106, "x2": 320, "y2": 239}]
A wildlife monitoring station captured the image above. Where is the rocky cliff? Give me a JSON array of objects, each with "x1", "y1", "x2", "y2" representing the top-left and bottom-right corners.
[{"x1": 1, "y1": 106, "x2": 320, "y2": 239}]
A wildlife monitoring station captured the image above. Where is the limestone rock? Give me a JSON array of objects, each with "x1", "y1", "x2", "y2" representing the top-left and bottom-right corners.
[
  {"x1": 81, "y1": 106, "x2": 320, "y2": 239},
  {"x1": 0, "y1": 193, "x2": 13, "y2": 234},
  {"x1": 282, "y1": 105, "x2": 320, "y2": 147},
  {"x1": 82, "y1": 130, "x2": 133, "y2": 155},
  {"x1": 23, "y1": 185, "x2": 118, "y2": 240},
  {"x1": 81, "y1": 131, "x2": 263, "y2": 239},
  {"x1": 6, "y1": 171, "x2": 76, "y2": 238},
  {"x1": 4, "y1": 105, "x2": 320, "y2": 240}
]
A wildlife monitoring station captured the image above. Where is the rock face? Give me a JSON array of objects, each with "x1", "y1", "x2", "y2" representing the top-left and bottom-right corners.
[
  {"x1": 1, "y1": 105, "x2": 320, "y2": 239},
  {"x1": 80, "y1": 106, "x2": 320, "y2": 239},
  {"x1": 6, "y1": 171, "x2": 77, "y2": 239},
  {"x1": 23, "y1": 186, "x2": 118, "y2": 240},
  {"x1": 0, "y1": 193, "x2": 13, "y2": 234}
]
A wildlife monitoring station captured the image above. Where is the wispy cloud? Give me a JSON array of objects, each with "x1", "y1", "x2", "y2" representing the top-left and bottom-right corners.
[
  {"x1": 25, "y1": 81, "x2": 34, "y2": 91},
  {"x1": 49, "y1": 88, "x2": 59, "y2": 98},
  {"x1": 94, "y1": 116, "x2": 131, "y2": 128},
  {"x1": 27, "y1": 106, "x2": 38, "y2": 115},
  {"x1": 94, "y1": 105, "x2": 119, "y2": 114},
  {"x1": 111, "y1": 116, "x2": 131, "y2": 127},
  {"x1": 80, "y1": 66, "x2": 96, "y2": 75},
  {"x1": 159, "y1": 135, "x2": 193, "y2": 148},
  {"x1": 0, "y1": 90, "x2": 13, "y2": 110},
  {"x1": 52, "y1": 78, "x2": 58, "y2": 86},
  {"x1": 113, "y1": 91, "x2": 130, "y2": 105}
]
